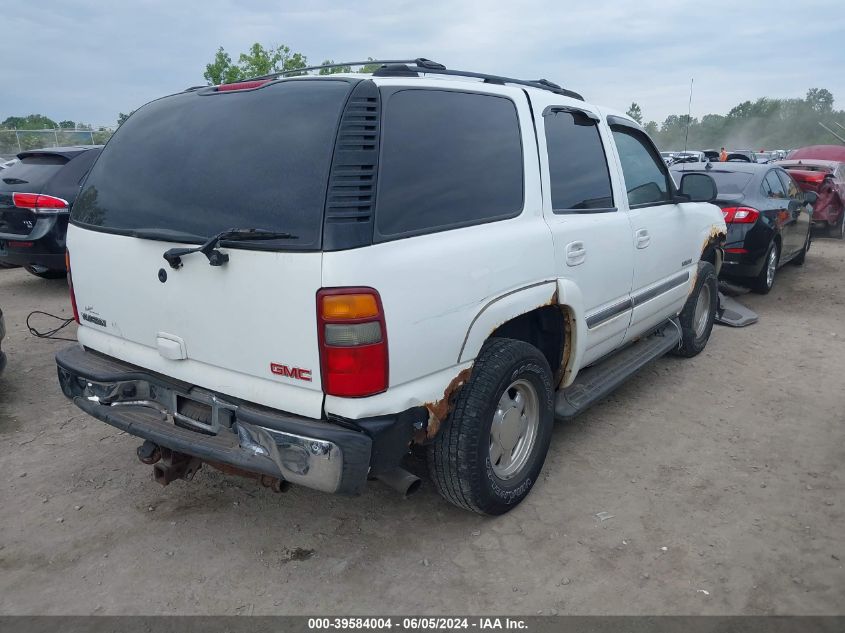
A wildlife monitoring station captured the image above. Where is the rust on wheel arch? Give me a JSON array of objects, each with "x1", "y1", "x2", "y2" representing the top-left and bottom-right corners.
[
  {"x1": 416, "y1": 366, "x2": 473, "y2": 443},
  {"x1": 556, "y1": 306, "x2": 574, "y2": 388}
]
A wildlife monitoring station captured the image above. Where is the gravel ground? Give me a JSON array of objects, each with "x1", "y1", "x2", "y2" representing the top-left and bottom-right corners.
[{"x1": 0, "y1": 238, "x2": 843, "y2": 615}]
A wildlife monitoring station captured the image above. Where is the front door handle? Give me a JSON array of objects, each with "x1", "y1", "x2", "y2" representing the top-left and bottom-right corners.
[
  {"x1": 635, "y1": 228, "x2": 651, "y2": 249},
  {"x1": 565, "y1": 240, "x2": 586, "y2": 266}
]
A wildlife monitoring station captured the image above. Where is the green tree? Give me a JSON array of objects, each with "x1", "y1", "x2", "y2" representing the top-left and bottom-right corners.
[
  {"x1": 1, "y1": 114, "x2": 58, "y2": 129},
  {"x1": 626, "y1": 102, "x2": 643, "y2": 124},
  {"x1": 117, "y1": 111, "x2": 134, "y2": 126},
  {"x1": 318, "y1": 59, "x2": 352, "y2": 75},
  {"x1": 806, "y1": 88, "x2": 834, "y2": 113},
  {"x1": 58, "y1": 120, "x2": 76, "y2": 129},
  {"x1": 204, "y1": 43, "x2": 308, "y2": 85}
]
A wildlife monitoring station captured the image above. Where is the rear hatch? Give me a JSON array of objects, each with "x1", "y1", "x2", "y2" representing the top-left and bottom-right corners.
[
  {"x1": 68, "y1": 78, "x2": 358, "y2": 419},
  {"x1": 0, "y1": 154, "x2": 69, "y2": 237}
]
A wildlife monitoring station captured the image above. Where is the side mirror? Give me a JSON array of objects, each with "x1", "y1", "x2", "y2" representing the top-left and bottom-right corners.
[
  {"x1": 803, "y1": 191, "x2": 818, "y2": 206},
  {"x1": 678, "y1": 172, "x2": 717, "y2": 203}
]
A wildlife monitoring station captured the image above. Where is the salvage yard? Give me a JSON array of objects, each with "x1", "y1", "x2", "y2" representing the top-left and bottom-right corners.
[{"x1": 0, "y1": 238, "x2": 843, "y2": 615}]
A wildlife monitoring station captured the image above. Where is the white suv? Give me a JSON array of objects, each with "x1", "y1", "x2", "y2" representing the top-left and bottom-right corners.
[{"x1": 56, "y1": 59, "x2": 726, "y2": 515}]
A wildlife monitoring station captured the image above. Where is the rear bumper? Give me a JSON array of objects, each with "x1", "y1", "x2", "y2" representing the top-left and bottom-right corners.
[
  {"x1": 0, "y1": 214, "x2": 68, "y2": 270},
  {"x1": 56, "y1": 345, "x2": 423, "y2": 495}
]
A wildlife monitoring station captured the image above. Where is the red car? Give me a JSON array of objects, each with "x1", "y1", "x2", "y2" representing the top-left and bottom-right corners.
[{"x1": 778, "y1": 145, "x2": 845, "y2": 239}]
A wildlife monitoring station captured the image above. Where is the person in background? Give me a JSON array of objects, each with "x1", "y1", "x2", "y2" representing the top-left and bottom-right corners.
[{"x1": 719, "y1": 147, "x2": 728, "y2": 162}]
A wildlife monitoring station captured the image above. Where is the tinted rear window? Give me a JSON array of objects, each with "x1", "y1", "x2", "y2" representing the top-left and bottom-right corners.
[
  {"x1": 676, "y1": 170, "x2": 752, "y2": 195},
  {"x1": 1, "y1": 155, "x2": 68, "y2": 192},
  {"x1": 72, "y1": 79, "x2": 353, "y2": 249},
  {"x1": 375, "y1": 89, "x2": 523, "y2": 238}
]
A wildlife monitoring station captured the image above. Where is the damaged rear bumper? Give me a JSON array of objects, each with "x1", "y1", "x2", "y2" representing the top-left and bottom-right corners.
[{"x1": 56, "y1": 345, "x2": 421, "y2": 495}]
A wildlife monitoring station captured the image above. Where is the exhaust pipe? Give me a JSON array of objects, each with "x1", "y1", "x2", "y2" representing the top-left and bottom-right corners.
[{"x1": 375, "y1": 467, "x2": 422, "y2": 497}]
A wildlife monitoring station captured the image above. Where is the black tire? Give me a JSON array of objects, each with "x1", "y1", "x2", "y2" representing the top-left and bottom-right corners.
[
  {"x1": 427, "y1": 338, "x2": 554, "y2": 515},
  {"x1": 792, "y1": 229, "x2": 811, "y2": 266},
  {"x1": 673, "y1": 261, "x2": 718, "y2": 358},
  {"x1": 835, "y1": 211, "x2": 845, "y2": 240},
  {"x1": 24, "y1": 266, "x2": 66, "y2": 280},
  {"x1": 0, "y1": 261, "x2": 19, "y2": 269},
  {"x1": 749, "y1": 242, "x2": 779, "y2": 294}
]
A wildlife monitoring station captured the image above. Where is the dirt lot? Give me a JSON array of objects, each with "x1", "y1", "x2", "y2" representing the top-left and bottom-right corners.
[{"x1": 0, "y1": 238, "x2": 843, "y2": 616}]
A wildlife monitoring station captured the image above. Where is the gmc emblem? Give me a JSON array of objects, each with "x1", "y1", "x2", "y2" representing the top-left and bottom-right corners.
[{"x1": 270, "y1": 363, "x2": 312, "y2": 382}]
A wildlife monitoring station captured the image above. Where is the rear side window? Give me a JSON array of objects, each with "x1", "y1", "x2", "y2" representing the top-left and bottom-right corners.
[
  {"x1": 375, "y1": 89, "x2": 523, "y2": 238},
  {"x1": 544, "y1": 110, "x2": 614, "y2": 212},
  {"x1": 72, "y1": 79, "x2": 353, "y2": 250},
  {"x1": 0, "y1": 155, "x2": 68, "y2": 192},
  {"x1": 611, "y1": 127, "x2": 672, "y2": 207}
]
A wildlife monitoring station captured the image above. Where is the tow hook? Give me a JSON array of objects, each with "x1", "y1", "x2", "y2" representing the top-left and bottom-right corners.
[
  {"x1": 136, "y1": 440, "x2": 161, "y2": 465},
  {"x1": 151, "y1": 447, "x2": 202, "y2": 486}
]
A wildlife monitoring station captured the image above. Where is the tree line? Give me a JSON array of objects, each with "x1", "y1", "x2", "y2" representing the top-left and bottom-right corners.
[
  {"x1": 3, "y1": 42, "x2": 843, "y2": 155},
  {"x1": 626, "y1": 88, "x2": 844, "y2": 151}
]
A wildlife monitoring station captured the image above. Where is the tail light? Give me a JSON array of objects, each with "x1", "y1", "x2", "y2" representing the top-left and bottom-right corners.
[
  {"x1": 722, "y1": 206, "x2": 759, "y2": 224},
  {"x1": 12, "y1": 192, "x2": 69, "y2": 214},
  {"x1": 317, "y1": 288, "x2": 388, "y2": 397},
  {"x1": 65, "y1": 250, "x2": 79, "y2": 323}
]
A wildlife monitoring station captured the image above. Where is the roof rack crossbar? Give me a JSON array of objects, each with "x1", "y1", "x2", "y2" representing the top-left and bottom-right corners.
[{"x1": 239, "y1": 58, "x2": 584, "y2": 101}]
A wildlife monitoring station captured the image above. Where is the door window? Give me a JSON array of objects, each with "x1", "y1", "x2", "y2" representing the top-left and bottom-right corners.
[
  {"x1": 544, "y1": 110, "x2": 614, "y2": 212},
  {"x1": 611, "y1": 127, "x2": 673, "y2": 207},
  {"x1": 776, "y1": 170, "x2": 802, "y2": 202},
  {"x1": 762, "y1": 170, "x2": 786, "y2": 199}
]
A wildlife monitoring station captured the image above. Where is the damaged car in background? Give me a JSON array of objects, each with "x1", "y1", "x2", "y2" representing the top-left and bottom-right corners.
[
  {"x1": 56, "y1": 59, "x2": 726, "y2": 515},
  {"x1": 778, "y1": 145, "x2": 845, "y2": 239}
]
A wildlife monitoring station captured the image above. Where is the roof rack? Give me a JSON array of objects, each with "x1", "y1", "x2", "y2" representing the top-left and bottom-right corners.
[{"x1": 245, "y1": 58, "x2": 584, "y2": 101}]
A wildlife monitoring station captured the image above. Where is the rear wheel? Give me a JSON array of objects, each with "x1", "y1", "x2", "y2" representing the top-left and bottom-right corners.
[
  {"x1": 750, "y1": 242, "x2": 778, "y2": 294},
  {"x1": 427, "y1": 338, "x2": 554, "y2": 515},
  {"x1": 24, "y1": 265, "x2": 66, "y2": 280},
  {"x1": 835, "y1": 211, "x2": 845, "y2": 240},
  {"x1": 674, "y1": 261, "x2": 718, "y2": 358}
]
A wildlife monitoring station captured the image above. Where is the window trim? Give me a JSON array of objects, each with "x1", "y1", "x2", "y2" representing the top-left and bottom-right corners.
[
  {"x1": 609, "y1": 122, "x2": 679, "y2": 209},
  {"x1": 543, "y1": 106, "x2": 616, "y2": 215},
  {"x1": 372, "y1": 86, "x2": 526, "y2": 243}
]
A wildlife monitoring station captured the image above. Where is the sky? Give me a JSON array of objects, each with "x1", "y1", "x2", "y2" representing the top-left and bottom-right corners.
[{"x1": 3, "y1": 0, "x2": 844, "y2": 128}]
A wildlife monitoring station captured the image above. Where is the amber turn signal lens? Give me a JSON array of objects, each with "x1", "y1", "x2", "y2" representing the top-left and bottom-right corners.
[{"x1": 321, "y1": 293, "x2": 379, "y2": 320}]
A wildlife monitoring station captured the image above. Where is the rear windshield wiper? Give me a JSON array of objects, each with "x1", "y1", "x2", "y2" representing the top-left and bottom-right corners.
[{"x1": 162, "y1": 228, "x2": 298, "y2": 269}]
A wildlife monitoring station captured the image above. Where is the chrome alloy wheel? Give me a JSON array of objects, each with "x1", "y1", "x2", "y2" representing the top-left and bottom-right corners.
[
  {"x1": 693, "y1": 282, "x2": 712, "y2": 338},
  {"x1": 766, "y1": 246, "x2": 777, "y2": 289},
  {"x1": 489, "y1": 379, "x2": 540, "y2": 480}
]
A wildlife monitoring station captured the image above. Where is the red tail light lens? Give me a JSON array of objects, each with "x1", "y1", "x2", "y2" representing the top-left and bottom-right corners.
[
  {"x1": 722, "y1": 206, "x2": 759, "y2": 224},
  {"x1": 317, "y1": 288, "x2": 388, "y2": 397},
  {"x1": 12, "y1": 192, "x2": 69, "y2": 213},
  {"x1": 65, "y1": 250, "x2": 79, "y2": 323}
]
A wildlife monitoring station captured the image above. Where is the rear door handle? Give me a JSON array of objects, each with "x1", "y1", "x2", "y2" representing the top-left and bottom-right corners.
[
  {"x1": 635, "y1": 229, "x2": 651, "y2": 249},
  {"x1": 565, "y1": 240, "x2": 586, "y2": 266}
]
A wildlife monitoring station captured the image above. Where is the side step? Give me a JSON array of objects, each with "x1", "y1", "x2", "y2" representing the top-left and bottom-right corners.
[{"x1": 555, "y1": 318, "x2": 681, "y2": 420}]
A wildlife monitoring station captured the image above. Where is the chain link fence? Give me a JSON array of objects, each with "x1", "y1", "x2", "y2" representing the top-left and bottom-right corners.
[{"x1": 0, "y1": 127, "x2": 115, "y2": 155}]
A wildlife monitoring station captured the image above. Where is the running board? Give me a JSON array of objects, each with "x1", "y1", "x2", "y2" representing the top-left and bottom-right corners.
[{"x1": 555, "y1": 319, "x2": 681, "y2": 420}]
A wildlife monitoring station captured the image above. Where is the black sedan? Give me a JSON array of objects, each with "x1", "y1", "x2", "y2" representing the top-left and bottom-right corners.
[
  {"x1": 0, "y1": 145, "x2": 101, "y2": 278},
  {"x1": 672, "y1": 162, "x2": 815, "y2": 293}
]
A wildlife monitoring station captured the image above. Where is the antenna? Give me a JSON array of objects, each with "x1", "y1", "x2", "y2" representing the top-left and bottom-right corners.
[
  {"x1": 681, "y1": 78, "x2": 694, "y2": 171},
  {"x1": 818, "y1": 122, "x2": 845, "y2": 144}
]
